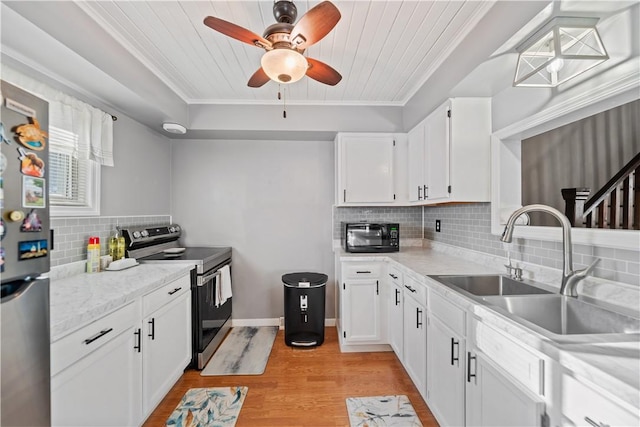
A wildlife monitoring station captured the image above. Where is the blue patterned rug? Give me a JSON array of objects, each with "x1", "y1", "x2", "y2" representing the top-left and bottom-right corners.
[
  {"x1": 166, "y1": 386, "x2": 248, "y2": 427},
  {"x1": 346, "y1": 395, "x2": 422, "y2": 426},
  {"x1": 201, "y1": 326, "x2": 278, "y2": 376}
]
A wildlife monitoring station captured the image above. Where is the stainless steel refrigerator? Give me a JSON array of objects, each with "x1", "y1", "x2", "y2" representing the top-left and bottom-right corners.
[{"x1": 1, "y1": 80, "x2": 51, "y2": 426}]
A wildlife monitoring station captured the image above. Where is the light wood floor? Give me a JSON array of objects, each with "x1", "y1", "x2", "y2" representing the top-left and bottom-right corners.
[{"x1": 143, "y1": 327, "x2": 439, "y2": 426}]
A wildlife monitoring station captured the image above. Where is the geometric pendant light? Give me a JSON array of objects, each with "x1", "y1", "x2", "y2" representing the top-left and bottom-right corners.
[{"x1": 514, "y1": 17, "x2": 608, "y2": 87}]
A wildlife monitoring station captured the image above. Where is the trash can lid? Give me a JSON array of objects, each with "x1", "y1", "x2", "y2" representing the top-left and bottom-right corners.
[{"x1": 282, "y1": 272, "x2": 328, "y2": 287}]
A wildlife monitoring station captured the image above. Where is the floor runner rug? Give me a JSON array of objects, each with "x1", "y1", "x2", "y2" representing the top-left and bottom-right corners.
[
  {"x1": 346, "y1": 395, "x2": 423, "y2": 426},
  {"x1": 166, "y1": 386, "x2": 248, "y2": 427},
  {"x1": 201, "y1": 326, "x2": 278, "y2": 376}
]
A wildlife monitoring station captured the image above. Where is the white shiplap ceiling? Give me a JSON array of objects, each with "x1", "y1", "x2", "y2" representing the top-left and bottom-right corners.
[{"x1": 74, "y1": 0, "x2": 495, "y2": 106}]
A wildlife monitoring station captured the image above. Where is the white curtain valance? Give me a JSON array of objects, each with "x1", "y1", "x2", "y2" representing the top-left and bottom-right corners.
[{"x1": 2, "y1": 65, "x2": 114, "y2": 167}]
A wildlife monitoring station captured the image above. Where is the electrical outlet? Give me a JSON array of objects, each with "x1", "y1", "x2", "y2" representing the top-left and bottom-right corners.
[{"x1": 436, "y1": 220, "x2": 441, "y2": 232}]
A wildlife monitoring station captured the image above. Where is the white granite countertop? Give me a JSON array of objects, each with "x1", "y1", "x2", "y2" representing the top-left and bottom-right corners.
[
  {"x1": 50, "y1": 264, "x2": 193, "y2": 341},
  {"x1": 337, "y1": 245, "x2": 640, "y2": 410}
]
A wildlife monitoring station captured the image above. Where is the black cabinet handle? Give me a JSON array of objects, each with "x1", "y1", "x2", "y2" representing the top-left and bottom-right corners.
[
  {"x1": 389, "y1": 273, "x2": 398, "y2": 280},
  {"x1": 395, "y1": 288, "x2": 400, "y2": 305},
  {"x1": 416, "y1": 308, "x2": 422, "y2": 328},
  {"x1": 376, "y1": 280, "x2": 379, "y2": 295},
  {"x1": 584, "y1": 417, "x2": 607, "y2": 427},
  {"x1": 418, "y1": 185, "x2": 422, "y2": 200},
  {"x1": 168, "y1": 287, "x2": 182, "y2": 295},
  {"x1": 467, "y1": 352, "x2": 477, "y2": 383},
  {"x1": 404, "y1": 285, "x2": 416, "y2": 293},
  {"x1": 424, "y1": 185, "x2": 428, "y2": 199},
  {"x1": 356, "y1": 271, "x2": 371, "y2": 274},
  {"x1": 83, "y1": 328, "x2": 113, "y2": 345},
  {"x1": 148, "y1": 318, "x2": 155, "y2": 340},
  {"x1": 343, "y1": 189, "x2": 346, "y2": 202},
  {"x1": 451, "y1": 338, "x2": 460, "y2": 366},
  {"x1": 134, "y1": 328, "x2": 141, "y2": 352}
]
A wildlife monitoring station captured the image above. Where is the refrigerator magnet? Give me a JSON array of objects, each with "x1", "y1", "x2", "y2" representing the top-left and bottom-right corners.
[
  {"x1": 0, "y1": 122, "x2": 11, "y2": 145},
  {"x1": 0, "y1": 153, "x2": 7, "y2": 175},
  {"x1": 17, "y1": 148, "x2": 45, "y2": 178},
  {"x1": 20, "y1": 210, "x2": 42, "y2": 232},
  {"x1": 18, "y1": 239, "x2": 48, "y2": 260},
  {"x1": 14, "y1": 117, "x2": 47, "y2": 151},
  {"x1": 5, "y1": 97, "x2": 36, "y2": 117},
  {"x1": 22, "y1": 176, "x2": 46, "y2": 208}
]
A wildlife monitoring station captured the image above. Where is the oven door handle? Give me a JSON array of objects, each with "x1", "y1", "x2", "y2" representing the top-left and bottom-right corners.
[{"x1": 198, "y1": 270, "x2": 221, "y2": 287}]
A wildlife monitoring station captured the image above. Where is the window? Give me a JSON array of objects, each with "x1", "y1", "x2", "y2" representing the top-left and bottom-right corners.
[{"x1": 49, "y1": 125, "x2": 101, "y2": 216}]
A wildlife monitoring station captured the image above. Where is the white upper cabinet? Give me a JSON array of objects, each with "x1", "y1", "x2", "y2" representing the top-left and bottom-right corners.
[
  {"x1": 336, "y1": 133, "x2": 401, "y2": 205},
  {"x1": 406, "y1": 98, "x2": 491, "y2": 205}
]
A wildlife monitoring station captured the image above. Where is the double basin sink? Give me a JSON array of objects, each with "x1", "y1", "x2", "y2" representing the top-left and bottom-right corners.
[{"x1": 431, "y1": 275, "x2": 640, "y2": 338}]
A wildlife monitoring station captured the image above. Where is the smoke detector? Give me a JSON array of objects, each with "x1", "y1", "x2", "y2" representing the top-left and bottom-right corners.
[{"x1": 162, "y1": 122, "x2": 187, "y2": 134}]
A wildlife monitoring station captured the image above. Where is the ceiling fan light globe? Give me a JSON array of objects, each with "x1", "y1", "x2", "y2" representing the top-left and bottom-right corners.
[{"x1": 261, "y1": 49, "x2": 308, "y2": 84}]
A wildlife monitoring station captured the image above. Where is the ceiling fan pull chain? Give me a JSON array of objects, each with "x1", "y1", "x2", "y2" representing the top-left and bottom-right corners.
[{"x1": 283, "y1": 86, "x2": 287, "y2": 119}]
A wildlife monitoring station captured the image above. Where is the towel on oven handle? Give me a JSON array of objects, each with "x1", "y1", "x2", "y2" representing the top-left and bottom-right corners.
[{"x1": 215, "y1": 264, "x2": 232, "y2": 307}]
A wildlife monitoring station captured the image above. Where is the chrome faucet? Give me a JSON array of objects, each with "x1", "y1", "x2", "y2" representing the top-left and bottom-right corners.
[{"x1": 500, "y1": 204, "x2": 600, "y2": 297}]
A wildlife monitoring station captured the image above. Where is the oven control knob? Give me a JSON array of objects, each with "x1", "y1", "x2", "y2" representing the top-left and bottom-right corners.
[
  {"x1": 175, "y1": 225, "x2": 181, "y2": 232},
  {"x1": 133, "y1": 231, "x2": 141, "y2": 239},
  {"x1": 169, "y1": 226, "x2": 176, "y2": 233},
  {"x1": 141, "y1": 230, "x2": 149, "y2": 237}
]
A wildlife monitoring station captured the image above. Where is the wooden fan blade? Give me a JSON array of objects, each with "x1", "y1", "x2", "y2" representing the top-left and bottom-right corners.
[
  {"x1": 306, "y1": 57, "x2": 342, "y2": 86},
  {"x1": 289, "y1": 1, "x2": 341, "y2": 50},
  {"x1": 248, "y1": 67, "x2": 270, "y2": 87},
  {"x1": 204, "y1": 16, "x2": 271, "y2": 49}
]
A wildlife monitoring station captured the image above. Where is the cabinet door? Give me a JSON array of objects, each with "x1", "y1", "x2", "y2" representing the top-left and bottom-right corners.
[
  {"x1": 403, "y1": 296, "x2": 427, "y2": 396},
  {"x1": 142, "y1": 291, "x2": 191, "y2": 417},
  {"x1": 466, "y1": 351, "x2": 544, "y2": 427},
  {"x1": 407, "y1": 124, "x2": 425, "y2": 202},
  {"x1": 52, "y1": 327, "x2": 142, "y2": 427},
  {"x1": 343, "y1": 279, "x2": 381, "y2": 342},
  {"x1": 340, "y1": 134, "x2": 395, "y2": 203},
  {"x1": 427, "y1": 315, "x2": 465, "y2": 427},
  {"x1": 425, "y1": 102, "x2": 450, "y2": 201},
  {"x1": 387, "y1": 281, "x2": 404, "y2": 359}
]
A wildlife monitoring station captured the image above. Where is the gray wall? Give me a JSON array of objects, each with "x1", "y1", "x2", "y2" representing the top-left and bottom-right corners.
[
  {"x1": 170, "y1": 139, "x2": 335, "y2": 320},
  {"x1": 101, "y1": 113, "x2": 172, "y2": 216},
  {"x1": 522, "y1": 100, "x2": 639, "y2": 226}
]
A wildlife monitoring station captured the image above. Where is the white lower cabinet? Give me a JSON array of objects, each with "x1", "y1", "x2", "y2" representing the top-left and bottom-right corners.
[
  {"x1": 51, "y1": 303, "x2": 142, "y2": 427},
  {"x1": 51, "y1": 273, "x2": 191, "y2": 426},
  {"x1": 338, "y1": 261, "x2": 386, "y2": 348},
  {"x1": 561, "y1": 372, "x2": 639, "y2": 427},
  {"x1": 426, "y1": 315, "x2": 465, "y2": 427},
  {"x1": 386, "y1": 264, "x2": 404, "y2": 358},
  {"x1": 466, "y1": 351, "x2": 545, "y2": 427},
  {"x1": 402, "y1": 276, "x2": 427, "y2": 398},
  {"x1": 142, "y1": 287, "x2": 191, "y2": 416}
]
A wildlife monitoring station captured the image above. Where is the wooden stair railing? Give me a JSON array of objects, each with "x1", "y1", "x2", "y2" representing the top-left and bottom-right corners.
[
  {"x1": 562, "y1": 188, "x2": 591, "y2": 227},
  {"x1": 577, "y1": 152, "x2": 640, "y2": 230}
]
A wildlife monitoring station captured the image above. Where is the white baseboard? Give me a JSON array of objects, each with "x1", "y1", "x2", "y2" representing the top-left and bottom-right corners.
[{"x1": 231, "y1": 318, "x2": 336, "y2": 328}]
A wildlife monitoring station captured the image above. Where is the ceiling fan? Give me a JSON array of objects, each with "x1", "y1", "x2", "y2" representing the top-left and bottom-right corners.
[{"x1": 204, "y1": 0, "x2": 342, "y2": 88}]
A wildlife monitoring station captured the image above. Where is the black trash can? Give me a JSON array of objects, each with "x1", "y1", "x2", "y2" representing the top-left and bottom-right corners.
[{"x1": 282, "y1": 272, "x2": 327, "y2": 347}]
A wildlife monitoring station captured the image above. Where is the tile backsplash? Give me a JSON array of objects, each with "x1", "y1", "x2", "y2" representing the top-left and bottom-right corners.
[
  {"x1": 423, "y1": 203, "x2": 640, "y2": 287},
  {"x1": 332, "y1": 206, "x2": 423, "y2": 240},
  {"x1": 50, "y1": 215, "x2": 171, "y2": 266}
]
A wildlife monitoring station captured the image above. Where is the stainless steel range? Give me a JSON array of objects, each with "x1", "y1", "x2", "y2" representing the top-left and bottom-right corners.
[{"x1": 121, "y1": 224, "x2": 232, "y2": 369}]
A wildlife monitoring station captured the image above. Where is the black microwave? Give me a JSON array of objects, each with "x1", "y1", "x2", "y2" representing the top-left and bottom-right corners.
[{"x1": 342, "y1": 222, "x2": 399, "y2": 253}]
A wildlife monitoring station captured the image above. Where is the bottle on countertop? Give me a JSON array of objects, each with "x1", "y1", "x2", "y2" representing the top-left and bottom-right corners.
[
  {"x1": 108, "y1": 227, "x2": 126, "y2": 261},
  {"x1": 86, "y1": 236, "x2": 101, "y2": 273}
]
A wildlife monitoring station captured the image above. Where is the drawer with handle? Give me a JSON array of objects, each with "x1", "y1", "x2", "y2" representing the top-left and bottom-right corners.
[
  {"x1": 143, "y1": 274, "x2": 190, "y2": 317},
  {"x1": 342, "y1": 262, "x2": 382, "y2": 279},
  {"x1": 51, "y1": 301, "x2": 138, "y2": 376},
  {"x1": 403, "y1": 274, "x2": 427, "y2": 306},
  {"x1": 387, "y1": 264, "x2": 403, "y2": 287}
]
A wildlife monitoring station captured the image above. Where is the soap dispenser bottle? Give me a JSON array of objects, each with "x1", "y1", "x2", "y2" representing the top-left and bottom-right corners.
[{"x1": 109, "y1": 227, "x2": 125, "y2": 261}]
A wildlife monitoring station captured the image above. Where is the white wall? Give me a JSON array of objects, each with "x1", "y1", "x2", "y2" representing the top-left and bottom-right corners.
[
  {"x1": 101, "y1": 113, "x2": 172, "y2": 216},
  {"x1": 170, "y1": 139, "x2": 335, "y2": 320}
]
